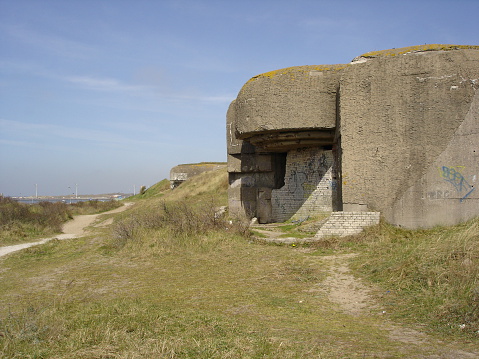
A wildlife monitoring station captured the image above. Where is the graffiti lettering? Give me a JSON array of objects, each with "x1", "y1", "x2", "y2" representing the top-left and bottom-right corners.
[
  {"x1": 440, "y1": 166, "x2": 475, "y2": 202},
  {"x1": 427, "y1": 190, "x2": 451, "y2": 200}
]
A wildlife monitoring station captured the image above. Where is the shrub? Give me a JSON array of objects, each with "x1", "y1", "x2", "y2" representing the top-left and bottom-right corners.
[
  {"x1": 0, "y1": 197, "x2": 72, "y2": 240},
  {"x1": 69, "y1": 200, "x2": 122, "y2": 215},
  {"x1": 112, "y1": 199, "x2": 249, "y2": 246}
]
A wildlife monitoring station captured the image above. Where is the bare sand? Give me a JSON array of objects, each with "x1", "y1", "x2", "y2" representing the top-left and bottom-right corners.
[{"x1": 0, "y1": 203, "x2": 131, "y2": 258}]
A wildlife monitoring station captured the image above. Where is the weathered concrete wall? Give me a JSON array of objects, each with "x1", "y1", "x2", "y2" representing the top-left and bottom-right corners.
[
  {"x1": 389, "y1": 90, "x2": 479, "y2": 227},
  {"x1": 227, "y1": 66, "x2": 342, "y2": 222},
  {"x1": 228, "y1": 152, "x2": 287, "y2": 222},
  {"x1": 340, "y1": 48, "x2": 479, "y2": 227},
  {"x1": 234, "y1": 65, "x2": 344, "y2": 148},
  {"x1": 228, "y1": 98, "x2": 287, "y2": 221},
  {"x1": 228, "y1": 45, "x2": 479, "y2": 228}
]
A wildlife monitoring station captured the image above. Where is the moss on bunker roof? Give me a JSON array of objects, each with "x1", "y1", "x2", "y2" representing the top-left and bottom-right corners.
[
  {"x1": 359, "y1": 44, "x2": 479, "y2": 58},
  {"x1": 239, "y1": 44, "x2": 479, "y2": 91},
  {"x1": 176, "y1": 162, "x2": 226, "y2": 167},
  {"x1": 246, "y1": 64, "x2": 347, "y2": 84}
]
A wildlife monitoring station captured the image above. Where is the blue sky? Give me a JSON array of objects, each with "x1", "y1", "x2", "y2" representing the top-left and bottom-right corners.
[{"x1": 1, "y1": 0, "x2": 478, "y2": 196}]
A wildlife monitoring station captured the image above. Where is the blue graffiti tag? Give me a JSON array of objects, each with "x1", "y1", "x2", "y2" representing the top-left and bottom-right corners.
[{"x1": 441, "y1": 166, "x2": 475, "y2": 202}]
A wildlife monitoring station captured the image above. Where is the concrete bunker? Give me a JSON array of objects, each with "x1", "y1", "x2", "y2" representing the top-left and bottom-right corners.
[{"x1": 227, "y1": 45, "x2": 479, "y2": 229}]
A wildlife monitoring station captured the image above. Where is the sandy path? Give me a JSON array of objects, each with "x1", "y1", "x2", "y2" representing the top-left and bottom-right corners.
[
  {"x1": 321, "y1": 253, "x2": 479, "y2": 358},
  {"x1": 252, "y1": 223, "x2": 479, "y2": 357},
  {"x1": 0, "y1": 203, "x2": 132, "y2": 258}
]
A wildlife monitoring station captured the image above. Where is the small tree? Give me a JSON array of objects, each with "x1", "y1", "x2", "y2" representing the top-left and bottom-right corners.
[{"x1": 139, "y1": 185, "x2": 147, "y2": 195}]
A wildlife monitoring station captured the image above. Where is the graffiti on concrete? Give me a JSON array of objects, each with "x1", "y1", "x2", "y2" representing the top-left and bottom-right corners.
[
  {"x1": 287, "y1": 169, "x2": 308, "y2": 197},
  {"x1": 440, "y1": 166, "x2": 475, "y2": 202},
  {"x1": 272, "y1": 149, "x2": 335, "y2": 221},
  {"x1": 427, "y1": 190, "x2": 452, "y2": 200}
]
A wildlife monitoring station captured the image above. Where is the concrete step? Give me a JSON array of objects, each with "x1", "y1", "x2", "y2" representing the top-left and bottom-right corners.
[{"x1": 315, "y1": 211, "x2": 380, "y2": 239}]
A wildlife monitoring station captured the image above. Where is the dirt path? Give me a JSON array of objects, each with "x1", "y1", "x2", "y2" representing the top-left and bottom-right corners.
[
  {"x1": 252, "y1": 224, "x2": 478, "y2": 357},
  {"x1": 251, "y1": 225, "x2": 315, "y2": 244},
  {"x1": 0, "y1": 203, "x2": 132, "y2": 258},
  {"x1": 321, "y1": 253, "x2": 479, "y2": 358}
]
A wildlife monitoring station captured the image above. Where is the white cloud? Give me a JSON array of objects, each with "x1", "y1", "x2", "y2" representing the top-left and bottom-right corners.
[
  {"x1": 64, "y1": 74, "x2": 234, "y2": 103},
  {"x1": 64, "y1": 75, "x2": 149, "y2": 93},
  {"x1": 178, "y1": 94, "x2": 235, "y2": 103},
  {"x1": 4, "y1": 24, "x2": 96, "y2": 59},
  {"x1": 0, "y1": 118, "x2": 156, "y2": 149},
  {"x1": 0, "y1": 139, "x2": 33, "y2": 148}
]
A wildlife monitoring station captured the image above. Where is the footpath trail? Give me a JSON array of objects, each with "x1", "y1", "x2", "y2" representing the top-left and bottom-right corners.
[
  {"x1": 1, "y1": 212, "x2": 478, "y2": 357},
  {"x1": 319, "y1": 253, "x2": 479, "y2": 358},
  {"x1": 252, "y1": 224, "x2": 479, "y2": 358},
  {"x1": 0, "y1": 203, "x2": 132, "y2": 258}
]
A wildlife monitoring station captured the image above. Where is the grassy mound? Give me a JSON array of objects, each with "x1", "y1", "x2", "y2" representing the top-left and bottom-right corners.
[
  {"x1": 355, "y1": 219, "x2": 479, "y2": 335},
  {"x1": 127, "y1": 179, "x2": 171, "y2": 200},
  {"x1": 0, "y1": 166, "x2": 478, "y2": 357}
]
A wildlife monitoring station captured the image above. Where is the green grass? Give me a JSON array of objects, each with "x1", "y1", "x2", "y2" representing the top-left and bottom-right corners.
[
  {"x1": 127, "y1": 178, "x2": 171, "y2": 201},
  {"x1": 0, "y1": 230, "x2": 412, "y2": 358},
  {"x1": 351, "y1": 219, "x2": 479, "y2": 336},
  {"x1": 293, "y1": 218, "x2": 479, "y2": 338},
  {"x1": 1, "y1": 168, "x2": 478, "y2": 357},
  {"x1": 0, "y1": 198, "x2": 122, "y2": 245}
]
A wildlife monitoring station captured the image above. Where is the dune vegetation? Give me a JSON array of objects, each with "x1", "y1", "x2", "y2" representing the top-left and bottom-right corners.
[
  {"x1": 0, "y1": 197, "x2": 122, "y2": 246},
  {"x1": 0, "y1": 167, "x2": 478, "y2": 358}
]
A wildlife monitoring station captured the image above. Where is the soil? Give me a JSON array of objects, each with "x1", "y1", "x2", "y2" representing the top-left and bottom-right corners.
[
  {"x1": 252, "y1": 224, "x2": 479, "y2": 358},
  {"x1": 321, "y1": 253, "x2": 479, "y2": 358},
  {"x1": 1, "y1": 212, "x2": 478, "y2": 357}
]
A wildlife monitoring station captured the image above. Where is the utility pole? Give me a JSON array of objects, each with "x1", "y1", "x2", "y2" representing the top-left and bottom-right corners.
[
  {"x1": 35, "y1": 184, "x2": 38, "y2": 199},
  {"x1": 75, "y1": 184, "x2": 78, "y2": 199}
]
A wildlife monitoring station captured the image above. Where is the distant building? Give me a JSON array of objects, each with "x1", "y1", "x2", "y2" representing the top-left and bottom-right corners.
[{"x1": 170, "y1": 162, "x2": 226, "y2": 189}]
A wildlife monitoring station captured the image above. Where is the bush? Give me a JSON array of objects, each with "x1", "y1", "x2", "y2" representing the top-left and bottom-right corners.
[
  {"x1": 0, "y1": 197, "x2": 72, "y2": 238},
  {"x1": 69, "y1": 200, "x2": 122, "y2": 215},
  {"x1": 112, "y1": 199, "x2": 249, "y2": 246}
]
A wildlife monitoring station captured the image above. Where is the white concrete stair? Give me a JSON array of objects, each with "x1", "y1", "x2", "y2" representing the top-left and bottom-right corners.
[{"x1": 315, "y1": 211, "x2": 380, "y2": 239}]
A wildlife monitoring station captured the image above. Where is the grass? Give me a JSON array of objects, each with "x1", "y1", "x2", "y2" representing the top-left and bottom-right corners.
[
  {"x1": 0, "y1": 230, "x2": 407, "y2": 358},
  {"x1": 1, "y1": 167, "x2": 478, "y2": 357},
  {"x1": 351, "y1": 219, "x2": 479, "y2": 336},
  {"x1": 127, "y1": 179, "x2": 171, "y2": 201},
  {"x1": 251, "y1": 213, "x2": 330, "y2": 240},
  {"x1": 0, "y1": 197, "x2": 122, "y2": 245},
  {"x1": 291, "y1": 218, "x2": 479, "y2": 338}
]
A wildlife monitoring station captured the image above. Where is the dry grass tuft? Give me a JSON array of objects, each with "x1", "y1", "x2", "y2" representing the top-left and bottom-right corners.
[
  {"x1": 2, "y1": 168, "x2": 479, "y2": 356},
  {"x1": 0, "y1": 197, "x2": 122, "y2": 245},
  {"x1": 349, "y1": 218, "x2": 479, "y2": 335}
]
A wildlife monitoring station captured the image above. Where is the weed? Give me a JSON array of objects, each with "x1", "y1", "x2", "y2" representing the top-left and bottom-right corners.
[
  {"x1": 0, "y1": 197, "x2": 122, "y2": 245},
  {"x1": 350, "y1": 218, "x2": 479, "y2": 336},
  {"x1": 2, "y1": 168, "x2": 479, "y2": 356},
  {"x1": 111, "y1": 198, "x2": 249, "y2": 250}
]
